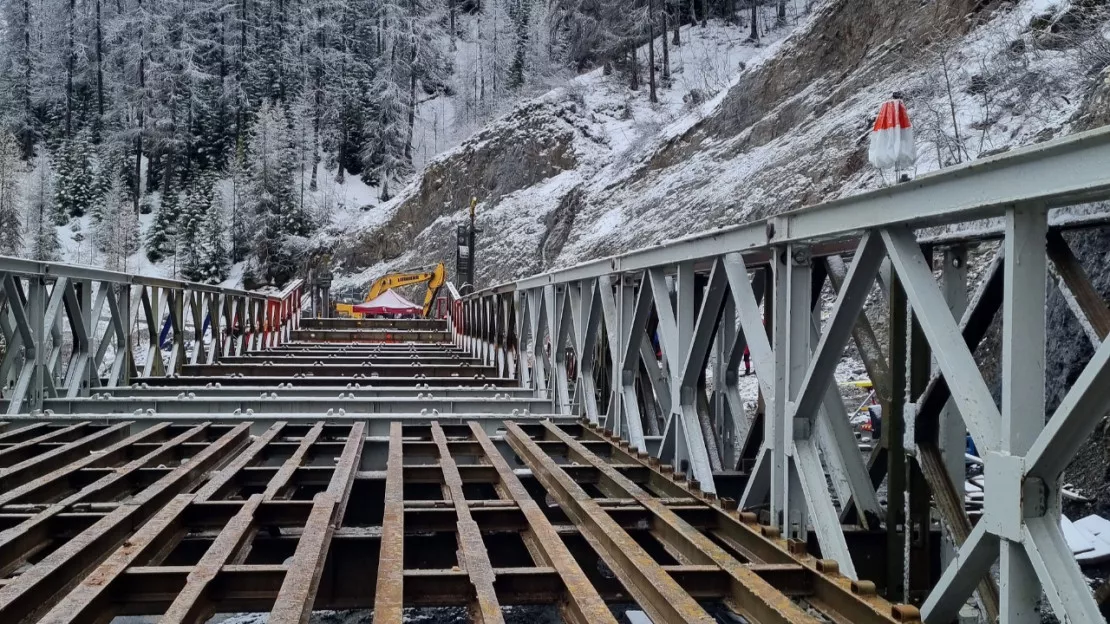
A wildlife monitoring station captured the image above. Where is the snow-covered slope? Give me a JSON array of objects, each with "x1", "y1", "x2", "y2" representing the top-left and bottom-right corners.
[
  {"x1": 325, "y1": 12, "x2": 802, "y2": 290},
  {"x1": 323, "y1": 0, "x2": 1110, "y2": 292}
]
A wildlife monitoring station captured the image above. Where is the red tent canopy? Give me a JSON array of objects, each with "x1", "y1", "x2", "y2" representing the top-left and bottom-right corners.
[{"x1": 352, "y1": 290, "x2": 423, "y2": 316}]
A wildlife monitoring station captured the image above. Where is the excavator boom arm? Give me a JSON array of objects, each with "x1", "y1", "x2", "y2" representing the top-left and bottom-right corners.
[{"x1": 358, "y1": 262, "x2": 447, "y2": 318}]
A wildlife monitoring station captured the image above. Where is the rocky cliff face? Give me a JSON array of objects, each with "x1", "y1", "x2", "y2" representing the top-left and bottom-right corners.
[{"x1": 331, "y1": 96, "x2": 583, "y2": 274}]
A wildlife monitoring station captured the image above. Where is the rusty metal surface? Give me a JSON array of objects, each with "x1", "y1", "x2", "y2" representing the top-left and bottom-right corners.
[
  {"x1": 374, "y1": 422, "x2": 406, "y2": 623},
  {"x1": 161, "y1": 494, "x2": 263, "y2": 624},
  {"x1": 504, "y1": 420, "x2": 719, "y2": 623},
  {"x1": 269, "y1": 422, "x2": 363, "y2": 624},
  {"x1": 534, "y1": 421, "x2": 817, "y2": 624},
  {"x1": 0, "y1": 423, "x2": 248, "y2": 623},
  {"x1": 431, "y1": 421, "x2": 503, "y2": 623},
  {"x1": 468, "y1": 421, "x2": 616, "y2": 624},
  {"x1": 0, "y1": 416, "x2": 917, "y2": 623}
]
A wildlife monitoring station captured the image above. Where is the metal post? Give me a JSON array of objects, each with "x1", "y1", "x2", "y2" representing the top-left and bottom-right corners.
[
  {"x1": 769, "y1": 248, "x2": 789, "y2": 529},
  {"x1": 783, "y1": 245, "x2": 811, "y2": 539},
  {"x1": 887, "y1": 272, "x2": 907, "y2": 602},
  {"x1": 998, "y1": 205, "x2": 1048, "y2": 623}
]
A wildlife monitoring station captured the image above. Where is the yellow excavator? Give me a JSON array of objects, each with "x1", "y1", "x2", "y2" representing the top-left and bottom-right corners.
[{"x1": 335, "y1": 262, "x2": 447, "y2": 319}]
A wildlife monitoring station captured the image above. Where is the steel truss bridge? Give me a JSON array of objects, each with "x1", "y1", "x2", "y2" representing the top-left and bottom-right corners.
[{"x1": 1, "y1": 127, "x2": 1110, "y2": 623}]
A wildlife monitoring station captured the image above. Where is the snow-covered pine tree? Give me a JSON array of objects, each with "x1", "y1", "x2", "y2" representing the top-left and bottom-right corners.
[
  {"x1": 95, "y1": 174, "x2": 140, "y2": 270},
  {"x1": 361, "y1": 0, "x2": 449, "y2": 199},
  {"x1": 363, "y1": 65, "x2": 412, "y2": 201},
  {"x1": 54, "y1": 131, "x2": 98, "y2": 219},
  {"x1": 180, "y1": 173, "x2": 216, "y2": 281},
  {"x1": 0, "y1": 132, "x2": 25, "y2": 255},
  {"x1": 245, "y1": 101, "x2": 301, "y2": 286},
  {"x1": 23, "y1": 151, "x2": 60, "y2": 261},
  {"x1": 226, "y1": 142, "x2": 252, "y2": 263},
  {"x1": 508, "y1": 0, "x2": 530, "y2": 90},
  {"x1": 546, "y1": 0, "x2": 623, "y2": 74},
  {"x1": 145, "y1": 193, "x2": 177, "y2": 262},
  {"x1": 196, "y1": 198, "x2": 230, "y2": 283}
]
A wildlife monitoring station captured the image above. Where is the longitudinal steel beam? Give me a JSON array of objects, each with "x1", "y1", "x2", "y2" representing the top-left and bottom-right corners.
[
  {"x1": 36, "y1": 494, "x2": 196, "y2": 623},
  {"x1": 505, "y1": 421, "x2": 719, "y2": 623},
  {"x1": 536, "y1": 420, "x2": 819, "y2": 624},
  {"x1": 160, "y1": 494, "x2": 263, "y2": 624},
  {"x1": 468, "y1": 421, "x2": 615, "y2": 624},
  {"x1": 269, "y1": 422, "x2": 363, "y2": 624},
  {"x1": 374, "y1": 422, "x2": 405, "y2": 623},
  {"x1": 0, "y1": 423, "x2": 249, "y2": 622},
  {"x1": 431, "y1": 422, "x2": 503, "y2": 622}
]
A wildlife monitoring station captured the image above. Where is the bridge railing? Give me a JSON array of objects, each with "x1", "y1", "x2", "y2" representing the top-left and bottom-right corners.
[
  {"x1": 0, "y1": 256, "x2": 303, "y2": 413},
  {"x1": 456, "y1": 124, "x2": 1110, "y2": 620}
]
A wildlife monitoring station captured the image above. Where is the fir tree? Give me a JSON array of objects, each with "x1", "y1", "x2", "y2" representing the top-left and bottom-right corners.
[
  {"x1": 23, "y1": 151, "x2": 59, "y2": 261},
  {"x1": 145, "y1": 194, "x2": 177, "y2": 262},
  {"x1": 180, "y1": 173, "x2": 216, "y2": 281},
  {"x1": 226, "y1": 142, "x2": 252, "y2": 264},
  {"x1": 196, "y1": 200, "x2": 230, "y2": 283},
  {"x1": 95, "y1": 174, "x2": 140, "y2": 270},
  {"x1": 54, "y1": 132, "x2": 98, "y2": 219},
  {"x1": 245, "y1": 101, "x2": 302, "y2": 286},
  {"x1": 0, "y1": 132, "x2": 25, "y2": 255}
]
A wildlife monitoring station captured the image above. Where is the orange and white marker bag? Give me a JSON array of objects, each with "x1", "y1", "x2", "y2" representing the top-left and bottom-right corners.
[{"x1": 868, "y1": 99, "x2": 916, "y2": 170}]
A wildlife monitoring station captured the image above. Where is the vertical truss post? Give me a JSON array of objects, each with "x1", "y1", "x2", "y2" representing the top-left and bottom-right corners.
[
  {"x1": 598, "y1": 275, "x2": 620, "y2": 430},
  {"x1": 997, "y1": 205, "x2": 1047, "y2": 623},
  {"x1": 617, "y1": 275, "x2": 651, "y2": 450},
  {"x1": 205, "y1": 293, "x2": 220, "y2": 364},
  {"x1": 111, "y1": 283, "x2": 132, "y2": 385},
  {"x1": 887, "y1": 270, "x2": 908, "y2": 602},
  {"x1": 516, "y1": 291, "x2": 531, "y2": 389},
  {"x1": 766, "y1": 248, "x2": 789, "y2": 528},
  {"x1": 782, "y1": 245, "x2": 810, "y2": 541},
  {"x1": 554, "y1": 285, "x2": 573, "y2": 414},
  {"x1": 715, "y1": 294, "x2": 736, "y2": 467},
  {"x1": 529, "y1": 288, "x2": 546, "y2": 397},
  {"x1": 27, "y1": 275, "x2": 46, "y2": 412},
  {"x1": 612, "y1": 277, "x2": 636, "y2": 439},
  {"x1": 906, "y1": 245, "x2": 934, "y2": 601},
  {"x1": 73, "y1": 279, "x2": 94, "y2": 397},
  {"x1": 653, "y1": 262, "x2": 717, "y2": 491},
  {"x1": 732, "y1": 253, "x2": 777, "y2": 513}
]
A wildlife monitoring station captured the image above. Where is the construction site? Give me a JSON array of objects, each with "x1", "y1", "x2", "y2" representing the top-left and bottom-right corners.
[{"x1": 2, "y1": 127, "x2": 1110, "y2": 623}]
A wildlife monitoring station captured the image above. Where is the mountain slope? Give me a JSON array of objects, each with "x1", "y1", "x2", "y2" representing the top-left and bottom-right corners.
[{"x1": 325, "y1": 0, "x2": 1110, "y2": 292}]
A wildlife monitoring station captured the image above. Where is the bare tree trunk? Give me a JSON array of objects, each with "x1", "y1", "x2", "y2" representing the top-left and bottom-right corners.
[
  {"x1": 648, "y1": 0, "x2": 658, "y2": 102},
  {"x1": 134, "y1": 0, "x2": 146, "y2": 212},
  {"x1": 749, "y1": 1, "x2": 759, "y2": 41},
  {"x1": 449, "y1": 0, "x2": 456, "y2": 49},
  {"x1": 95, "y1": 0, "x2": 105, "y2": 133},
  {"x1": 65, "y1": 0, "x2": 75, "y2": 138},
  {"x1": 661, "y1": 2, "x2": 670, "y2": 81},
  {"x1": 672, "y1": 0, "x2": 681, "y2": 45},
  {"x1": 689, "y1": 0, "x2": 697, "y2": 26},
  {"x1": 777, "y1": 0, "x2": 786, "y2": 23},
  {"x1": 630, "y1": 46, "x2": 640, "y2": 91},
  {"x1": 701, "y1": 0, "x2": 708, "y2": 26}
]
